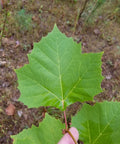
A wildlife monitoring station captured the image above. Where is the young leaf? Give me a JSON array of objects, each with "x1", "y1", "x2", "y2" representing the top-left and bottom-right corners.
[
  {"x1": 72, "y1": 101, "x2": 120, "y2": 144},
  {"x1": 16, "y1": 25, "x2": 103, "y2": 110},
  {"x1": 11, "y1": 114, "x2": 64, "y2": 144}
]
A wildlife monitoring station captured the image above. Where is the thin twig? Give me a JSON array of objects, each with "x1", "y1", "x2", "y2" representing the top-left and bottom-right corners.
[
  {"x1": 73, "y1": 0, "x2": 89, "y2": 34},
  {"x1": 85, "y1": 0, "x2": 98, "y2": 22},
  {"x1": 78, "y1": 0, "x2": 89, "y2": 19},
  {"x1": 67, "y1": 129, "x2": 78, "y2": 144},
  {"x1": 0, "y1": 6, "x2": 8, "y2": 48}
]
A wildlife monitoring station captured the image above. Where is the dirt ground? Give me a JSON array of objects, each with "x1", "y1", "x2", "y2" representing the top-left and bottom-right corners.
[{"x1": 0, "y1": 0, "x2": 120, "y2": 144}]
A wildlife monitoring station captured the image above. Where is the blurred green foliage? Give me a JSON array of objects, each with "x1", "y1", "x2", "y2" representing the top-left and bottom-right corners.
[
  {"x1": 15, "y1": 9, "x2": 32, "y2": 31},
  {"x1": 79, "y1": 0, "x2": 120, "y2": 24},
  {"x1": 85, "y1": 0, "x2": 107, "y2": 22}
]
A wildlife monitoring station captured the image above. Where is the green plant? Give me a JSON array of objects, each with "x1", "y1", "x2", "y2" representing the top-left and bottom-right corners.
[
  {"x1": 22, "y1": 43, "x2": 31, "y2": 51},
  {"x1": 74, "y1": 0, "x2": 107, "y2": 33},
  {"x1": 15, "y1": 9, "x2": 32, "y2": 31},
  {"x1": 11, "y1": 25, "x2": 120, "y2": 144},
  {"x1": 86, "y1": 0, "x2": 107, "y2": 20}
]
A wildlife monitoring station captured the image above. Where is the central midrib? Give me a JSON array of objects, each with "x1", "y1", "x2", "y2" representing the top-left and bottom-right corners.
[{"x1": 56, "y1": 40, "x2": 64, "y2": 108}]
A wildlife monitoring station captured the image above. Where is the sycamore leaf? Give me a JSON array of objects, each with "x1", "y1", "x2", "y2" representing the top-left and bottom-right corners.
[
  {"x1": 72, "y1": 101, "x2": 120, "y2": 144},
  {"x1": 11, "y1": 114, "x2": 64, "y2": 144},
  {"x1": 16, "y1": 24, "x2": 103, "y2": 110}
]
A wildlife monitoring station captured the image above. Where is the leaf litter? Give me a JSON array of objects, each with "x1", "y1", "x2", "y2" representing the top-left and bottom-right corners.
[{"x1": 0, "y1": 0, "x2": 120, "y2": 143}]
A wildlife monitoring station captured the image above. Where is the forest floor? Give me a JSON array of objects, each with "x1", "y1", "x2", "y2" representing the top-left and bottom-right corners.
[{"x1": 0, "y1": 0, "x2": 120, "y2": 144}]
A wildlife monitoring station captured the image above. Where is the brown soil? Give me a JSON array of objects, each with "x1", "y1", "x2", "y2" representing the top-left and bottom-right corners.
[{"x1": 0, "y1": 0, "x2": 120, "y2": 143}]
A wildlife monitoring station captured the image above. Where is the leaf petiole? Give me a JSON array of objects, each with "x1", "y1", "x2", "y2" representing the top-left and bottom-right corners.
[
  {"x1": 66, "y1": 129, "x2": 78, "y2": 144},
  {"x1": 64, "y1": 110, "x2": 77, "y2": 144},
  {"x1": 64, "y1": 110, "x2": 68, "y2": 130}
]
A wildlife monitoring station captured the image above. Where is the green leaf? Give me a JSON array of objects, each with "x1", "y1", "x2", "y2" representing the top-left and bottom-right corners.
[
  {"x1": 16, "y1": 24, "x2": 103, "y2": 110},
  {"x1": 11, "y1": 114, "x2": 64, "y2": 144},
  {"x1": 72, "y1": 101, "x2": 120, "y2": 144}
]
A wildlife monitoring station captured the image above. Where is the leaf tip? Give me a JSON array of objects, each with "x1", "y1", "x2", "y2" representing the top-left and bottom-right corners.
[{"x1": 52, "y1": 23, "x2": 61, "y2": 34}]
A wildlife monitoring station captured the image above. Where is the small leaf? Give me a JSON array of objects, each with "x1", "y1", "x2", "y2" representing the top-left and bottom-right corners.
[
  {"x1": 72, "y1": 101, "x2": 120, "y2": 144},
  {"x1": 11, "y1": 114, "x2": 64, "y2": 144},
  {"x1": 16, "y1": 25, "x2": 103, "y2": 110}
]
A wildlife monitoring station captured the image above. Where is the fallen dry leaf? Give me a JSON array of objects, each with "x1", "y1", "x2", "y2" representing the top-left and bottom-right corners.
[
  {"x1": 94, "y1": 29, "x2": 100, "y2": 35},
  {"x1": 0, "y1": 61, "x2": 7, "y2": 67},
  {"x1": 2, "y1": 37, "x2": 15, "y2": 45},
  {"x1": 15, "y1": 40, "x2": 20, "y2": 48},
  {"x1": 5, "y1": 104, "x2": 15, "y2": 116}
]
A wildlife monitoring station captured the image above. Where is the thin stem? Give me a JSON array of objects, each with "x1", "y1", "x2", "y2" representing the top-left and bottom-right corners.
[
  {"x1": 78, "y1": 0, "x2": 89, "y2": 19},
  {"x1": 73, "y1": 8, "x2": 80, "y2": 35},
  {"x1": 73, "y1": 0, "x2": 89, "y2": 34},
  {"x1": 64, "y1": 110, "x2": 68, "y2": 130},
  {"x1": 85, "y1": 0, "x2": 98, "y2": 22},
  {"x1": 0, "y1": 7, "x2": 8, "y2": 48},
  {"x1": 63, "y1": 108, "x2": 77, "y2": 144},
  {"x1": 67, "y1": 130, "x2": 78, "y2": 144},
  {"x1": 63, "y1": 110, "x2": 77, "y2": 143}
]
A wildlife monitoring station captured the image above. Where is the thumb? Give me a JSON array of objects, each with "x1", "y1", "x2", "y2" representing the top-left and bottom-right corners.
[{"x1": 58, "y1": 127, "x2": 79, "y2": 144}]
